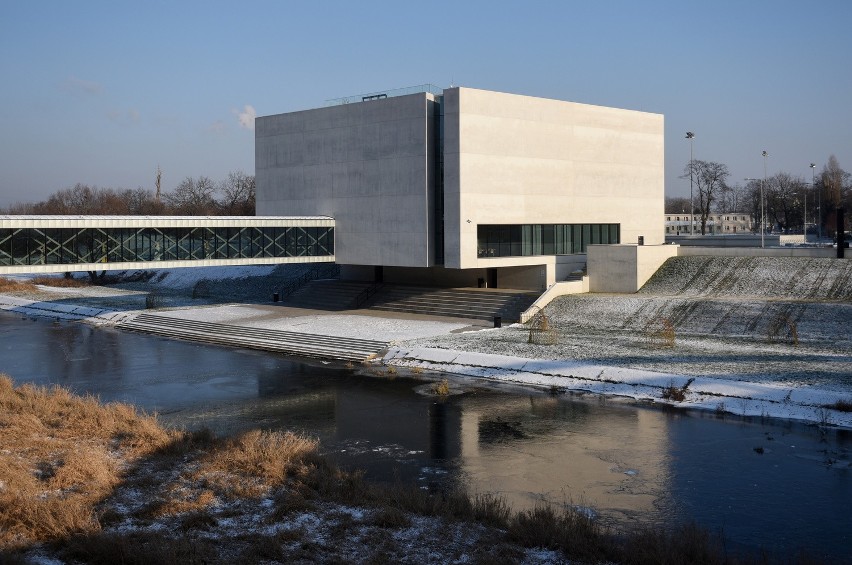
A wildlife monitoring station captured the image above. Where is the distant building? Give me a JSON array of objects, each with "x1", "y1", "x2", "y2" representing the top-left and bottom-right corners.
[
  {"x1": 256, "y1": 86, "x2": 665, "y2": 290},
  {"x1": 665, "y1": 213, "x2": 753, "y2": 236}
]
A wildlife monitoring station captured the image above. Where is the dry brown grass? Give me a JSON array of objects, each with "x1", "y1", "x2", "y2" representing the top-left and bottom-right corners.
[
  {"x1": 0, "y1": 374, "x2": 175, "y2": 547},
  {"x1": 0, "y1": 277, "x2": 33, "y2": 292},
  {"x1": 0, "y1": 373, "x2": 823, "y2": 565},
  {"x1": 433, "y1": 378, "x2": 450, "y2": 396},
  {"x1": 0, "y1": 276, "x2": 89, "y2": 293}
]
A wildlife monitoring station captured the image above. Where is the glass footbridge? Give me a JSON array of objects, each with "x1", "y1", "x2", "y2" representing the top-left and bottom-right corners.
[{"x1": 0, "y1": 216, "x2": 335, "y2": 274}]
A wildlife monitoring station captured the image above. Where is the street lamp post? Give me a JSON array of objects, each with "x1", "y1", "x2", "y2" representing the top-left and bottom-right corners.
[
  {"x1": 686, "y1": 132, "x2": 695, "y2": 235},
  {"x1": 762, "y1": 151, "x2": 768, "y2": 248},
  {"x1": 810, "y1": 163, "x2": 819, "y2": 240}
]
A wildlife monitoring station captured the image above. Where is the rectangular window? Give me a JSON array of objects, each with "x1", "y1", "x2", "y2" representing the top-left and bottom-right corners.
[{"x1": 476, "y1": 223, "x2": 620, "y2": 257}]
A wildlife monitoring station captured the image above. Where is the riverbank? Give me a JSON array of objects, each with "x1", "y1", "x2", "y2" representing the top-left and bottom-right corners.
[
  {"x1": 1, "y1": 375, "x2": 752, "y2": 565},
  {"x1": 1, "y1": 262, "x2": 851, "y2": 430}
]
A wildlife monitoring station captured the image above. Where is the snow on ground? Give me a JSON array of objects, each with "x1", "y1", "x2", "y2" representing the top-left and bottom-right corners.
[
  {"x1": 152, "y1": 305, "x2": 472, "y2": 341},
  {"x1": 383, "y1": 344, "x2": 852, "y2": 429},
  {"x1": 124, "y1": 265, "x2": 281, "y2": 289},
  {"x1": 2, "y1": 258, "x2": 851, "y2": 429}
]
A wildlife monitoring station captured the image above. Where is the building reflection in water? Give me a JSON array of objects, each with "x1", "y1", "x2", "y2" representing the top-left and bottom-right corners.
[{"x1": 459, "y1": 394, "x2": 671, "y2": 524}]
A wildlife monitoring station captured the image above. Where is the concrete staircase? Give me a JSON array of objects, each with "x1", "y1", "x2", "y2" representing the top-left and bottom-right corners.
[
  {"x1": 118, "y1": 313, "x2": 387, "y2": 362},
  {"x1": 367, "y1": 285, "x2": 537, "y2": 322},
  {"x1": 282, "y1": 280, "x2": 375, "y2": 310}
]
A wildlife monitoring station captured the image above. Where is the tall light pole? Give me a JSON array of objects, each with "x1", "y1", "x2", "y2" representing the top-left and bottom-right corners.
[
  {"x1": 810, "y1": 162, "x2": 819, "y2": 240},
  {"x1": 686, "y1": 132, "x2": 695, "y2": 235},
  {"x1": 762, "y1": 151, "x2": 768, "y2": 248}
]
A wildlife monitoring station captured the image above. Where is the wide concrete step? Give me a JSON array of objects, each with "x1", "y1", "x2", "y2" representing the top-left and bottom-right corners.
[
  {"x1": 284, "y1": 280, "x2": 374, "y2": 310},
  {"x1": 119, "y1": 313, "x2": 386, "y2": 362},
  {"x1": 367, "y1": 285, "x2": 537, "y2": 322}
]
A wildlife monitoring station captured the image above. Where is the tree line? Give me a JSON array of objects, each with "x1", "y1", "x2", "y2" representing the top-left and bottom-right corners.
[
  {"x1": 1, "y1": 171, "x2": 256, "y2": 216},
  {"x1": 665, "y1": 155, "x2": 851, "y2": 236}
]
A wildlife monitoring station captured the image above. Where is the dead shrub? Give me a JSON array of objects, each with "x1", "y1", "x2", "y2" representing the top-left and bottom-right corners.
[
  {"x1": 189, "y1": 429, "x2": 321, "y2": 500},
  {"x1": 527, "y1": 308, "x2": 558, "y2": 345},
  {"x1": 269, "y1": 491, "x2": 315, "y2": 520},
  {"x1": 827, "y1": 399, "x2": 852, "y2": 413},
  {"x1": 767, "y1": 313, "x2": 799, "y2": 345},
  {"x1": 471, "y1": 493, "x2": 512, "y2": 528},
  {"x1": 646, "y1": 317, "x2": 676, "y2": 348},
  {"x1": 661, "y1": 378, "x2": 694, "y2": 402},
  {"x1": 179, "y1": 511, "x2": 218, "y2": 532},
  {"x1": 508, "y1": 505, "x2": 609, "y2": 562},
  {"x1": 432, "y1": 378, "x2": 450, "y2": 396},
  {"x1": 370, "y1": 506, "x2": 411, "y2": 529},
  {"x1": 621, "y1": 521, "x2": 723, "y2": 565}
]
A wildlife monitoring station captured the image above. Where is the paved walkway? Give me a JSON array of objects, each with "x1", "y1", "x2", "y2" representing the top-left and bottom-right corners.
[
  {"x1": 1, "y1": 287, "x2": 489, "y2": 361},
  {"x1": 117, "y1": 303, "x2": 488, "y2": 361}
]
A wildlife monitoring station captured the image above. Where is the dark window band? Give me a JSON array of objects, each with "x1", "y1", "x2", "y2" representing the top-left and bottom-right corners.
[{"x1": 477, "y1": 223, "x2": 619, "y2": 257}]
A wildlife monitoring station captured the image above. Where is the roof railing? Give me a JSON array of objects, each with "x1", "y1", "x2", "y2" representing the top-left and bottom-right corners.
[{"x1": 325, "y1": 84, "x2": 443, "y2": 106}]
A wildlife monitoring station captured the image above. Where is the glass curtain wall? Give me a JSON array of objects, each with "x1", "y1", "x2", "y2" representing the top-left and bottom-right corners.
[
  {"x1": 477, "y1": 223, "x2": 619, "y2": 257},
  {"x1": 0, "y1": 226, "x2": 334, "y2": 266}
]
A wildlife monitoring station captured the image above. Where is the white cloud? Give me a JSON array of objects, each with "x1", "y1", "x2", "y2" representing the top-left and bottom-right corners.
[
  {"x1": 234, "y1": 104, "x2": 256, "y2": 130},
  {"x1": 61, "y1": 76, "x2": 103, "y2": 95}
]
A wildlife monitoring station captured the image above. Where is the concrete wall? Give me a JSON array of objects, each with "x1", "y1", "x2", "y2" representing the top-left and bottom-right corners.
[
  {"x1": 340, "y1": 263, "x2": 547, "y2": 290},
  {"x1": 588, "y1": 244, "x2": 679, "y2": 293},
  {"x1": 443, "y1": 87, "x2": 665, "y2": 271},
  {"x1": 256, "y1": 93, "x2": 437, "y2": 268},
  {"x1": 666, "y1": 235, "x2": 781, "y2": 247},
  {"x1": 677, "y1": 246, "x2": 840, "y2": 259}
]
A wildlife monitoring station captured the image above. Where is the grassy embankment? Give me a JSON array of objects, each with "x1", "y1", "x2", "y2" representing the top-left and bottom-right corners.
[
  {"x1": 0, "y1": 375, "x2": 828, "y2": 564},
  {"x1": 0, "y1": 277, "x2": 90, "y2": 293}
]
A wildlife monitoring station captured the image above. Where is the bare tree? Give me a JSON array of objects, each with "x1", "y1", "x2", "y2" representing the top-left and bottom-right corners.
[
  {"x1": 742, "y1": 179, "x2": 762, "y2": 232},
  {"x1": 664, "y1": 196, "x2": 692, "y2": 214},
  {"x1": 681, "y1": 160, "x2": 729, "y2": 234},
  {"x1": 219, "y1": 170, "x2": 256, "y2": 215},
  {"x1": 818, "y1": 155, "x2": 851, "y2": 236},
  {"x1": 164, "y1": 176, "x2": 218, "y2": 215},
  {"x1": 764, "y1": 173, "x2": 805, "y2": 232}
]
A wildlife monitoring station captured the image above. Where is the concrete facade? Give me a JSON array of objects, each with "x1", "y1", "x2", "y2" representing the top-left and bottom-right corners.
[
  {"x1": 256, "y1": 87, "x2": 665, "y2": 291},
  {"x1": 256, "y1": 93, "x2": 437, "y2": 268},
  {"x1": 443, "y1": 88, "x2": 665, "y2": 270}
]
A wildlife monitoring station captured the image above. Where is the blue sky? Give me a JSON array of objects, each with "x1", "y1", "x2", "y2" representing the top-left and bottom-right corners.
[{"x1": 1, "y1": 0, "x2": 850, "y2": 207}]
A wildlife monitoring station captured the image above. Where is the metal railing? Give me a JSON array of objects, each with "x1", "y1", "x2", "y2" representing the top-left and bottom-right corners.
[
  {"x1": 351, "y1": 282, "x2": 384, "y2": 309},
  {"x1": 277, "y1": 263, "x2": 341, "y2": 301},
  {"x1": 325, "y1": 84, "x2": 443, "y2": 106}
]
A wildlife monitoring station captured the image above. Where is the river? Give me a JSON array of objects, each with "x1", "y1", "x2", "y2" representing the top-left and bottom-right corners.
[{"x1": 1, "y1": 312, "x2": 850, "y2": 561}]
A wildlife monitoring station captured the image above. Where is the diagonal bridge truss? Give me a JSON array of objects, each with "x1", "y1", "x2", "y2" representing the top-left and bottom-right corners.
[{"x1": 0, "y1": 216, "x2": 334, "y2": 273}]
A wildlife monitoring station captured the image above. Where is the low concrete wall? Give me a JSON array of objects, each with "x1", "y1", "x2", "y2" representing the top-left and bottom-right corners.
[
  {"x1": 519, "y1": 279, "x2": 588, "y2": 323},
  {"x1": 676, "y1": 246, "x2": 839, "y2": 259},
  {"x1": 666, "y1": 235, "x2": 780, "y2": 247},
  {"x1": 587, "y1": 244, "x2": 679, "y2": 293},
  {"x1": 555, "y1": 254, "x2": 587, "y2": 281}
]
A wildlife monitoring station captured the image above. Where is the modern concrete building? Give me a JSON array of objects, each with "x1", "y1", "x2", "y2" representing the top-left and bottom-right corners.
[{"x1": 256, "y1": 86, "x2": 664, "y2": 290}]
